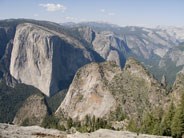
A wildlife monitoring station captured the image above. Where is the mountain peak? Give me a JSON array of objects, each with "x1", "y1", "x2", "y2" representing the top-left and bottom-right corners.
[
  {"x1": 124, "y1": 57, "x2": 154, "y2": 83},
  {"x1": 56, "y1": 59, "x2": 166, "y2": 122},
  {"x1": 55, "y1": 61, "x2": 121, "y2": 120}
]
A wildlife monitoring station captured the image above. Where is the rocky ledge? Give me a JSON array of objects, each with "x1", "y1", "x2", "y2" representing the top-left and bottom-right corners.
[{"x1": 0, "y1": 123, "x2": 171, "y2": 138}]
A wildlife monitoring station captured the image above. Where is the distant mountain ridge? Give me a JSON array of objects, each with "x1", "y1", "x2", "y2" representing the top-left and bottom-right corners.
[
  {"x1": 63, "y1": 22, "x2": 184, "y2": 85},
  {"x1": 0, "y1": 19, "x2": 184, "y2": 96}
]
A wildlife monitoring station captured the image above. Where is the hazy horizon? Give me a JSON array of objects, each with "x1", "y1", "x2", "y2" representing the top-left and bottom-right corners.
[{"x1": 0, "y1": 0, "x2": 184, "y2": 28}]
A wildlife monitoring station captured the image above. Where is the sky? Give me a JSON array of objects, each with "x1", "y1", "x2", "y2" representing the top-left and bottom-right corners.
[{"x1": 0, "y1": 0, "x2": 184, "y2": 27}]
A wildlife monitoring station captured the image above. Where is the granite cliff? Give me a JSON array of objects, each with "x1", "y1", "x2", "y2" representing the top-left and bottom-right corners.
[
  {"x1": 56, "y1": 58, "x2": 167, "y2": 123},
  {"x1": 56, "y1": 61, "x2": 121, "y2": 120},
  {"x1": 9, "y1": 23, "x2": 95, "y2": 96}
]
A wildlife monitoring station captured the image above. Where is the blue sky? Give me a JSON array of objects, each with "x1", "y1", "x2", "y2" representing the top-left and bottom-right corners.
[{"x1": 0, "y1": 0, "x2": 183, "y2": 27}]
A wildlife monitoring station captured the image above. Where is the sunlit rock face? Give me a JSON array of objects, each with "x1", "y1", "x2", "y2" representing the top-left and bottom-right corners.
[{"x1": 10, "y1": 23, "x2": 94, "y2": 96}]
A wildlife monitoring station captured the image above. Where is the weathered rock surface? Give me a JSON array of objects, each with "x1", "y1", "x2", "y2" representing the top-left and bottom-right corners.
[
  {"x1": 68, "y1": 129, "x2": 171, "y2": 138},
  {"x1": 10, "y1": 23, "x2": 94, "y2": 96},
  {"x1": 0, "y1": 123, "x2": 67, "y2": 138},
  {"x1": 13, "y1": 94, "x2": 48, "y2": 126},
  {"x1": 56, "y1": 62, "x2": 121, "y2": 120},
  {"x1": 0, "y1": 123, "x2": 171, "y2": 138},
  {"x1": 91, "y1": 31, "x2": 126, "y2": 66},
  {"x1": 56, "y1": 58, "x2": 166, "y2": 121}
]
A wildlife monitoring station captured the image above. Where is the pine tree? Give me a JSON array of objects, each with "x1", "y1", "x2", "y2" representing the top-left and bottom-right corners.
[
  {"x1": 171, "y1": 108, "x2": 183, "y2": 138},
  {"x1": 67, "y1": 117, "x2": 73, "y2": 129},
  {"x1": 127, "y1": 119, "x2": 138, "y2": 132},
  {"x1": 152, "y1": 121, "x2": 162, "y2": 135},
  {"x1": 171, "y1": 94, "x2": 184, "y2": 138},
  {"x1": 140, "y1": 113, "x2": 154, "y2": 134},
  {"x1": 161, "y1": 102, "x2": 175, "y2": 136}
]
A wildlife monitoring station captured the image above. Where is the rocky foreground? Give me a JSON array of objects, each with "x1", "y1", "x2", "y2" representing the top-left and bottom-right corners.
[{"x1": 0, "y1": 123, "x2": 171, "y2": 138}]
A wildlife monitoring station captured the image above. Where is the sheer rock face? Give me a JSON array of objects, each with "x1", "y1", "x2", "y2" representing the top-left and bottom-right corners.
[
  {"x1": 0, "y1": 26, "x2": 15, "y2": 59},
  {"x1": 10, "y1": 23, "x2": 94, "y2": 96},
  {"x1": 56, "y1": 58, "x2": 166, "y2": 121},
  {"x1": 13, "y1": 94, "x2": 48, "y2": 126},
  {"x1": 0, "y1": 26, "x2": 16, "y2": 85},
  {"x1": 10, "y1": 23, "x2": 53, "y2": 96}
]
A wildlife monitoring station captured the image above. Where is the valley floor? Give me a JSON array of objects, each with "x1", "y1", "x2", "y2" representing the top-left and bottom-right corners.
[{"x1": 0, "y1": 123, "x2": 171, "y2": 138}]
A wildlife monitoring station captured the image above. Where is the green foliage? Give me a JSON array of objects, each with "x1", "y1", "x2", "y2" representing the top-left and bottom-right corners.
[
  {"x1": 127, "y1": 119, "x2": 138, "y2": 133},
  {"x1": 108, "y1": 107, "x2": 126, "y2": 122},
  {"x1": 41, "y1": 114, "x2": 111, "y2": 133},
  {"x1": 171, "y1": 94, "x2": 184, "y2": 138},
  {"x1": 161, "y1": 102, "x2": 175, "y2": 136},
  {"x1": 152, "y1": 121, "x2": 162, "y2": 135},
  {"x1": 139, "y1": 93, "x2": 184, "y2": 137},
  {"x1": 45, "y1": 90, "x2": 67, "y2": 113},
  {"x1": 78, "y1": 94, "x2": 83, "y2": 101},
  {"x1": 41, "y1": 115, "x2": 66, "y2": 131},
  {"x1": 75, "y1": 115, "x2": 110, "y2": 133},
  {"x1": 171, "y1": 109, "x2": 184, "y2": 138},
  {"x1": 0, "y1": 81, "x2": 42, "y2": 123},
  {"x1": 67, "y1": 117, "x2": 73, "y2": 129},
  {"x1": 140, "y1": 112, "x2": 162, "y2": 135},
  {"x1": 115, "y1": 107, "x2": 126, "y2": 121},
  {"x1": 21, "y1": 118, "x2": 30, "y2": 126}
]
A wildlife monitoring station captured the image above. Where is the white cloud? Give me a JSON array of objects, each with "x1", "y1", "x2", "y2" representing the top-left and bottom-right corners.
[
  {"x1": 100, "y1": 9, "x2": 116, "y2": 16},
  {"x1": 39, "y1": 3, "x2": 67, "y2": 12},
  {"x1": 108, "y1": 12, "x2": 115, "y2": 16},
  {"x1": 100, "y1": 9, "x2": 106, "y2": 13}
]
